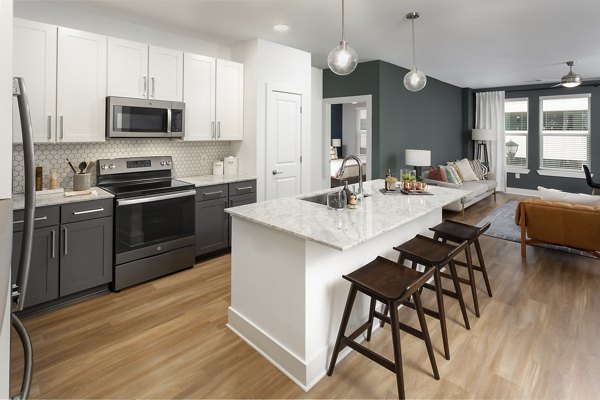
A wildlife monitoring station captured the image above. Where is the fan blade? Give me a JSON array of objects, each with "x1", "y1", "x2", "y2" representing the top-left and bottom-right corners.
[{"x1": 551, "y1": 83, "x2": 563, "y2": 88}]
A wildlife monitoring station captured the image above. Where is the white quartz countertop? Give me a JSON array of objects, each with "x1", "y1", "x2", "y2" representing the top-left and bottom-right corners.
[
  {"x1": 12, "y1": 187, "x2": 114, "y2": 210},
  {"x1": 178, "y1": 174, "x2": 256, "y2": 187},
  {"x1": 226, "y1": 180, "x2": 470, "y2": 251}
]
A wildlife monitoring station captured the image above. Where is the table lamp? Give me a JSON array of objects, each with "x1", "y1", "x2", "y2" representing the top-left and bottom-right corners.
[
  {"x1": 332, "y1": 138, "x2": 341, "y2": 159},
  {"x1": 405, "y1": 149, "x2": 431, "y2": 178},
  {"x1": 472, "y1": 128, "x2": 495, "y2": 165}
]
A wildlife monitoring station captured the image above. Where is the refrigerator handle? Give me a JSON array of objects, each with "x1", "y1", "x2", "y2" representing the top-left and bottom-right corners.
[{"x1": 11, "y1": 313, "x2": 33, "y2": 400}]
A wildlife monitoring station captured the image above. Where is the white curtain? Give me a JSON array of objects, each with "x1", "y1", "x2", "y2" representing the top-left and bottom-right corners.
[{"x1": 475, "y1": 91, "x2": 506, "y2": 192}]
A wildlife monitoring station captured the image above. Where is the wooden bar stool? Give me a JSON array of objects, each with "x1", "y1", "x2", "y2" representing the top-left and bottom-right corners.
[
  {"x1": 429, "y1": 220, "x2": 493, "y2": 318},
  {"x1": 381, "y1": 234, "x2": 470, "y2": 361},
  {"x1": 327, "y1": 256, "x2": 439, "y2": 399}
]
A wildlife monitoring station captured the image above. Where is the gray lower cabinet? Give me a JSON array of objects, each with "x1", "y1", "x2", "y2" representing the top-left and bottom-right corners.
[
  {"x1": 195, "y1": 197, "x2": 229, "y2": 256},
  {"x1": 228, "y1": 181, "x2": 257, "y2": 246},
  {"x1": 60, "y1": 216, "x2": 113, "y2": 296},
  {"x1": 12, "y1": 199, "x2": 113, "y2": 310}
]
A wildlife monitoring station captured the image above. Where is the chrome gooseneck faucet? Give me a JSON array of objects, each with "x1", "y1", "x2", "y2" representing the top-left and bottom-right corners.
[{"x1": 337, "y1": 154, "x2": 364, "y2": 200}]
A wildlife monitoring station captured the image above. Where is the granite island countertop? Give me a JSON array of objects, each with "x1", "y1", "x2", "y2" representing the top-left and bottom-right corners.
[
  {"x1": 225, "y1": 179, "x2": 470, "y2": 251},
  {"x1": 12, "y1": 187, "x2": 114, "y2": 210},
  {"x1": 178, "y1": 174, "x2": 256, "y2": 187}
]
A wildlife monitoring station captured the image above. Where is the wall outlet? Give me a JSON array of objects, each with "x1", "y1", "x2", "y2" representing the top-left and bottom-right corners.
[{"x1": 515, "y1": 173, "x2": 520, "y2": 179}]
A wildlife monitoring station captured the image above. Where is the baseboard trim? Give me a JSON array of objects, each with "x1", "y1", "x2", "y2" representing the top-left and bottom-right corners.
[{"x1": 506, "y1": 187, "x2": 539, "y2": 197}]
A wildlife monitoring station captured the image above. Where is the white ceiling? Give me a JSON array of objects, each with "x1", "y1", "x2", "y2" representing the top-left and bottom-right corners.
[{"x1": 48, "y1": 0, "x2": 600, "y2": 89}]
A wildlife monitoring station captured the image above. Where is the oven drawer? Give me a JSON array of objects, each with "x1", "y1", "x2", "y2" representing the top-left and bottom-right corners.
[
  {"x1": 13, "y1": 206, "x2": 59, "y2": 232},
  {"x1": 196, "y1": 184, "x2": 228, "y2": 201},
  {"x1": 61, "y1": 199, "x2": 114, "y2": 224},
  {"x1": 229, "y1": 180, "x2": 256, "y2": 195}
]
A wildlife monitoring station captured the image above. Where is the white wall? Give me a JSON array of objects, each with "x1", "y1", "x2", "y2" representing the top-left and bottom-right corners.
[
  {"x1": 231, "y1": 39, "x2": 312, "y2": 202},
  {"x1": 13, "y1": 1, "x2": 231, "y2": 59},
  {"x1": 0, "y1": 0, "x2": 13, "y2": 394},
  {"x1": 310, "y1": 68, "x2": 327, "y2": 191}
]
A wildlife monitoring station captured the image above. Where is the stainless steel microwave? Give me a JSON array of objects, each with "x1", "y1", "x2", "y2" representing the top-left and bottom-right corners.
[{"x1": 106, "y1": 96, "x2": 185, "y2": 138}]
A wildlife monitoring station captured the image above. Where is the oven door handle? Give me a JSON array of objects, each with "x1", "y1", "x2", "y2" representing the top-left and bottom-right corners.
[{"x1": 117, "y1": 189, "x2": 197, "y2": 206}]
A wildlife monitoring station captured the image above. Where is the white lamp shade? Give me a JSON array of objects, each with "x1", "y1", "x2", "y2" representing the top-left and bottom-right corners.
[
  {"x1": 332, "y1": 139, "x2": 342, "y2": 147},
  {"x1": 472, "y1": 128, "x2": 495, "y2": 141},
  {"x1": 405, "y1": 149, "x2": 431, "y2": 166}
]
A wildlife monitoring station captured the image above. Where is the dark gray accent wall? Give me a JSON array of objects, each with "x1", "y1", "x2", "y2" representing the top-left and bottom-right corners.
[
  {"x1": 478, "y1": 83, "x2": 600, "y2": 193},
  {"x1": 323, "y1": 60, "x2": 464, "y2": 178}
]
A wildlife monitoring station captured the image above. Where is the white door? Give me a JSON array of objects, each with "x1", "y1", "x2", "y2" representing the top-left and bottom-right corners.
[
  {"x1": 12, "y1": 18, "x2": 57, "y2": 143},
  {"x1": 56, "y1": 27, "x2": 107, "y2": 143},
  {"x1": 107, "y1": 37, "x2": 148, "y2": 99},
  {"x1": 266, "y1": 90, "x2": 302, "y2": 200},
  {"x1": 148, "y1": 45, "x2": 183, "y2": 101},
  {"x1": 183, "y1": 53, "x2": 216, "y2": 141},
  {"x1": 215, "y1": 59, "x2": 243, "y2": 140}
]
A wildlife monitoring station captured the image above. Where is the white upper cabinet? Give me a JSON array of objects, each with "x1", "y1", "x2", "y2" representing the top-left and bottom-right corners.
[
  {"x1": 107, "y1": 41, "x2": 183, "y2": 101},
  {"x1": 12, "y1": 18, "x2": 57, "y2": 143},
  {"x1": 184, "y1": 55, "x2": 243, "y2": 141},
  {"x1": 56, "y1": 27, "x2": 107, "y2": 143},
  {"x1": 216, "y1": 60, "x2": 244, "y2": 140},
  {"x1": 183, "y1": 53, "x2": 216, "y2": 141},
  {"x1": 149, "y1": 46, "x2": 183, "y2": 101},
  {"x1": 107, "y1": 38, "x2": 148, "y2": 99}
]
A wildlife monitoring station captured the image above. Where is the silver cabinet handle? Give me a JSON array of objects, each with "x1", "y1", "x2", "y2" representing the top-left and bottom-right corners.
[
  {"x1": 143, "y1": 76, "x2": 148, "y2": 98},
  {"x1": 59, "y1": 115, "x2": 64, "y2": 139},
  {"x1": 63, "y1": 227, "x2": 68, "y2": 255},
  {"x1": 151, "y1": 77, "x2": 156, "y2": 98},
  {"x1": 13, "y1": 216, "x2": 47, "y2": 224},
  {"x1": 203, "y1": 190, "x2": 223, "y2": 196},
  {"x1": 51, "y1": 229, "x2": 56, "y2": 259},
  {"x1": 217, "y1": 121, "x2": 221, "y2": 139},
  {"x1": 47, "y1": 115, "x2": 52, "y2": 140},
  {"x1": 72, "y1": 208, "x2": 104, "y2": 215},
  {"x1": 211, "y1": 121, "x2": 215, "y2": 139},
  {"x1": 272, "y1": 170, "x2": 283, "y2": 175},
  {"x1": 236, "y1": 186, "x2": 253, "y2": 191}
]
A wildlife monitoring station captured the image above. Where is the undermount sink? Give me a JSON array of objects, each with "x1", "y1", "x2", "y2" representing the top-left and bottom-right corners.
[{"x1": 300, "y1": 192, "x2": 370, "y2": 206}]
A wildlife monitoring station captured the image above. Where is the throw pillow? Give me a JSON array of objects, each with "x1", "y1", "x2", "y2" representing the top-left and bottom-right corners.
[
  {"x1": 447, "y1": 162, "x2": 465, "y2": 181},
  {"x1": 538, "y1": 186, "x2": 600, "y2": 207},
  {"x1": 428, "y1": 166, "x2": 447, "y2": 182},
  {"x1": 443, "y1": 165, "x2": 462, "y2": 185},
  {"x1": 469, "y1": 160, "x2": 487, "y2": 180},
  {"x1": 455, "y1": 158, "x2": 479, "y2": 181}
]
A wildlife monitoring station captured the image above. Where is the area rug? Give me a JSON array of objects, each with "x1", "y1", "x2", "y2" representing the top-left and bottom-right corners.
[{"x1": 475, "y1": 200, "x2": 593, "y2": 258}]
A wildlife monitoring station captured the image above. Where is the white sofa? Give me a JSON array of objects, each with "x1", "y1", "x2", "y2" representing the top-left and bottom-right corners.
[{"x1": 422, "y1": 170, "x2": 497, "y2": 217}]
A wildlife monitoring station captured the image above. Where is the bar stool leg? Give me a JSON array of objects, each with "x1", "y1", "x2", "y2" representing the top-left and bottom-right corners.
[
  {"x1": 366, "y1": 297, "x2": 377, "y2": 341},
  {"x1": 327, "y1": 285, "x2": 358, "y2": 376},
  {"x1": 433, "y1": 268, "x2": 450, "y2": 360},
  {"x1": 474, "y1": 238, "x2": 493, "y2": 297},
  {"x1": 464, "y1": 243, "x2": 480, "y2": 317},
  {"x1": 413, "y1": 290, "x2": 439, "y2": 380},
  {"x1": 388, "y1": 299, "x2": 406, "y2": 399},
  {"x1": 448, "y1": 260, "x2": 471, "y2": 330}
]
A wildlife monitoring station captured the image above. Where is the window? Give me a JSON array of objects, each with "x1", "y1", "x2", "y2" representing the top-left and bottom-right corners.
[
  {"x1": 356, "y1": 107, "x2": 367, "y2": 155},
  {"x1": 539, "y1": 94, "x2": 591, "y2": 172},
  {"x1": 504, "y1": 98, "x2": 528, "y2": 169}
]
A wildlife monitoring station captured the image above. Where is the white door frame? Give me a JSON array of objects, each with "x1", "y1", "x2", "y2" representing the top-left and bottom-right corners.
[
  {"x1": 323, "y1": 95, "x2": 373, "y2": 182},
  {"x1": 265, "y1": 83, "x2": 304, "y2": 200}
]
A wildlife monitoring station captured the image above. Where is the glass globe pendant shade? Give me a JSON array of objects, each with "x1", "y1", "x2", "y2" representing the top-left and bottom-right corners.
[
  {"x1": 404, "y1": 67, "x2": 427, "y2": 92},
  {"x1": 328, "y1": 41, "x2": 358, "y2": 76}
]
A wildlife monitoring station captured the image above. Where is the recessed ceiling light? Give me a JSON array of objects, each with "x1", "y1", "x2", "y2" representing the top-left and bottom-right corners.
[{"x1": 273, "y1": 24, "x2": 289, "y2": 32}]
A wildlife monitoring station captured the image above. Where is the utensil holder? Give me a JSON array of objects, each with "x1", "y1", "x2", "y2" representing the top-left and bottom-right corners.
[{"x1": 73, "y1": 173, "x2": 91, "y2": 191}]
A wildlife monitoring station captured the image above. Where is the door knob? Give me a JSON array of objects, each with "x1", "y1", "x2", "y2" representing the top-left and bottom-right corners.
[{"x1": 272, "y1": 170, "x2": 283, "y2": 175}]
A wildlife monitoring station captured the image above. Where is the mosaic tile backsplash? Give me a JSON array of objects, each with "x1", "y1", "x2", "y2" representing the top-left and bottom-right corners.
[{"x1": 12, "y1": 139, "x2": 231, "y2": 193}]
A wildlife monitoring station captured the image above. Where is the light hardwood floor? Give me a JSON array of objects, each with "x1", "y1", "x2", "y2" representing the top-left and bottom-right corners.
[{"x1": 10, "y1": 193, "x2": 600, "y2": 399}]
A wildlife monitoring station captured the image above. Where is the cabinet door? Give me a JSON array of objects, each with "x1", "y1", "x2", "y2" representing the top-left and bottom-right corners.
[
  {"x1": 148, "y1": 46, "x2": 183, "y2": 101},
  {"x1": 60, "y1": 216, "x2": 112, "y2": 296},
  {"x1": 195, "y1": 198, "x2": 229, "y2": 256},
  {"x1": 11, "y1": 226, "x2": 59, "y2": 308},
  {"x1": 57, "y1": 27, "x2": 107, "y2": 143},
  {"x1": 228, "y1": 192, "x2": 256, "y2": 246},
  {"x1": 12, "y1": 18, "x2": 57, "y2": 143},
  {"x1": 183, "y1": 53, "x2": 216, "y2": 141},
  {"x1": 107, "y1": 37, "x2": 148, "y2": 99},
  {"x1": 216, "y1": 60, "x2": 244, "y2": 140}
]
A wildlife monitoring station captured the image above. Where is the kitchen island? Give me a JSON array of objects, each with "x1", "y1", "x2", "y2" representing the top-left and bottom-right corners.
[{"x1": 225, "y1": 180, "x2": 469, "y2": 390}]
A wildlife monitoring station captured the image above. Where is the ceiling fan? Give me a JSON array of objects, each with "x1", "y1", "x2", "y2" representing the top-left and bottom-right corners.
[{"x1": 551, "y1": 61, "x2": 582, "y2": 88}]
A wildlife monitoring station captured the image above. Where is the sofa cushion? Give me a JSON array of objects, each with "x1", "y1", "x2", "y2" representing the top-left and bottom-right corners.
[
  {"x1": 459, "y1": 182, "x2": 490, "y2": 203},
  {"x1": 454, "y1": 158, "x2": 479, "y2": 182},
  {"x1": 445, "y1": 165, "x2": 463, "y2": 185},
  {"x1": 538, "y1": 186, "x2": 600, "y2": 207},
  {"x1": 469, "y1": 160, "x2": 488, "y2": 180},
  {"x1": 428, "y1": 166, "x2": 447, "y2": 182}
]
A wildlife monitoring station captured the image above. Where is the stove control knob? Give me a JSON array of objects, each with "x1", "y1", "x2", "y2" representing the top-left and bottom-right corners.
[
  {"x1": 108, "y1": 164, "x2": 116, "y2": 169},
  {"x1": 166, "y1": 160, "x2": 172, "y2": 166},
  {"x1": 101, "y1": 164, "x2": 108, "y2": 170},
  {"x1": 160, "y1": 161, "x2": 166, "y2": 166}
]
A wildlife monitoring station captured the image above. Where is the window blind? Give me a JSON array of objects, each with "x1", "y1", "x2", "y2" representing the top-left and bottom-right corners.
[{"x1": 539, "y1": 94, "x2": 591, "y2": 171}]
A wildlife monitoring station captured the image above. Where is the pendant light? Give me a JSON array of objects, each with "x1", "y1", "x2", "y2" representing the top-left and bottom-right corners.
[
  {"x1": 404, "y1": 12, "x2": 427, "y2": 92},
  {"x1": 327, "y1": 0, "x2": 358, "y2": 76}
]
